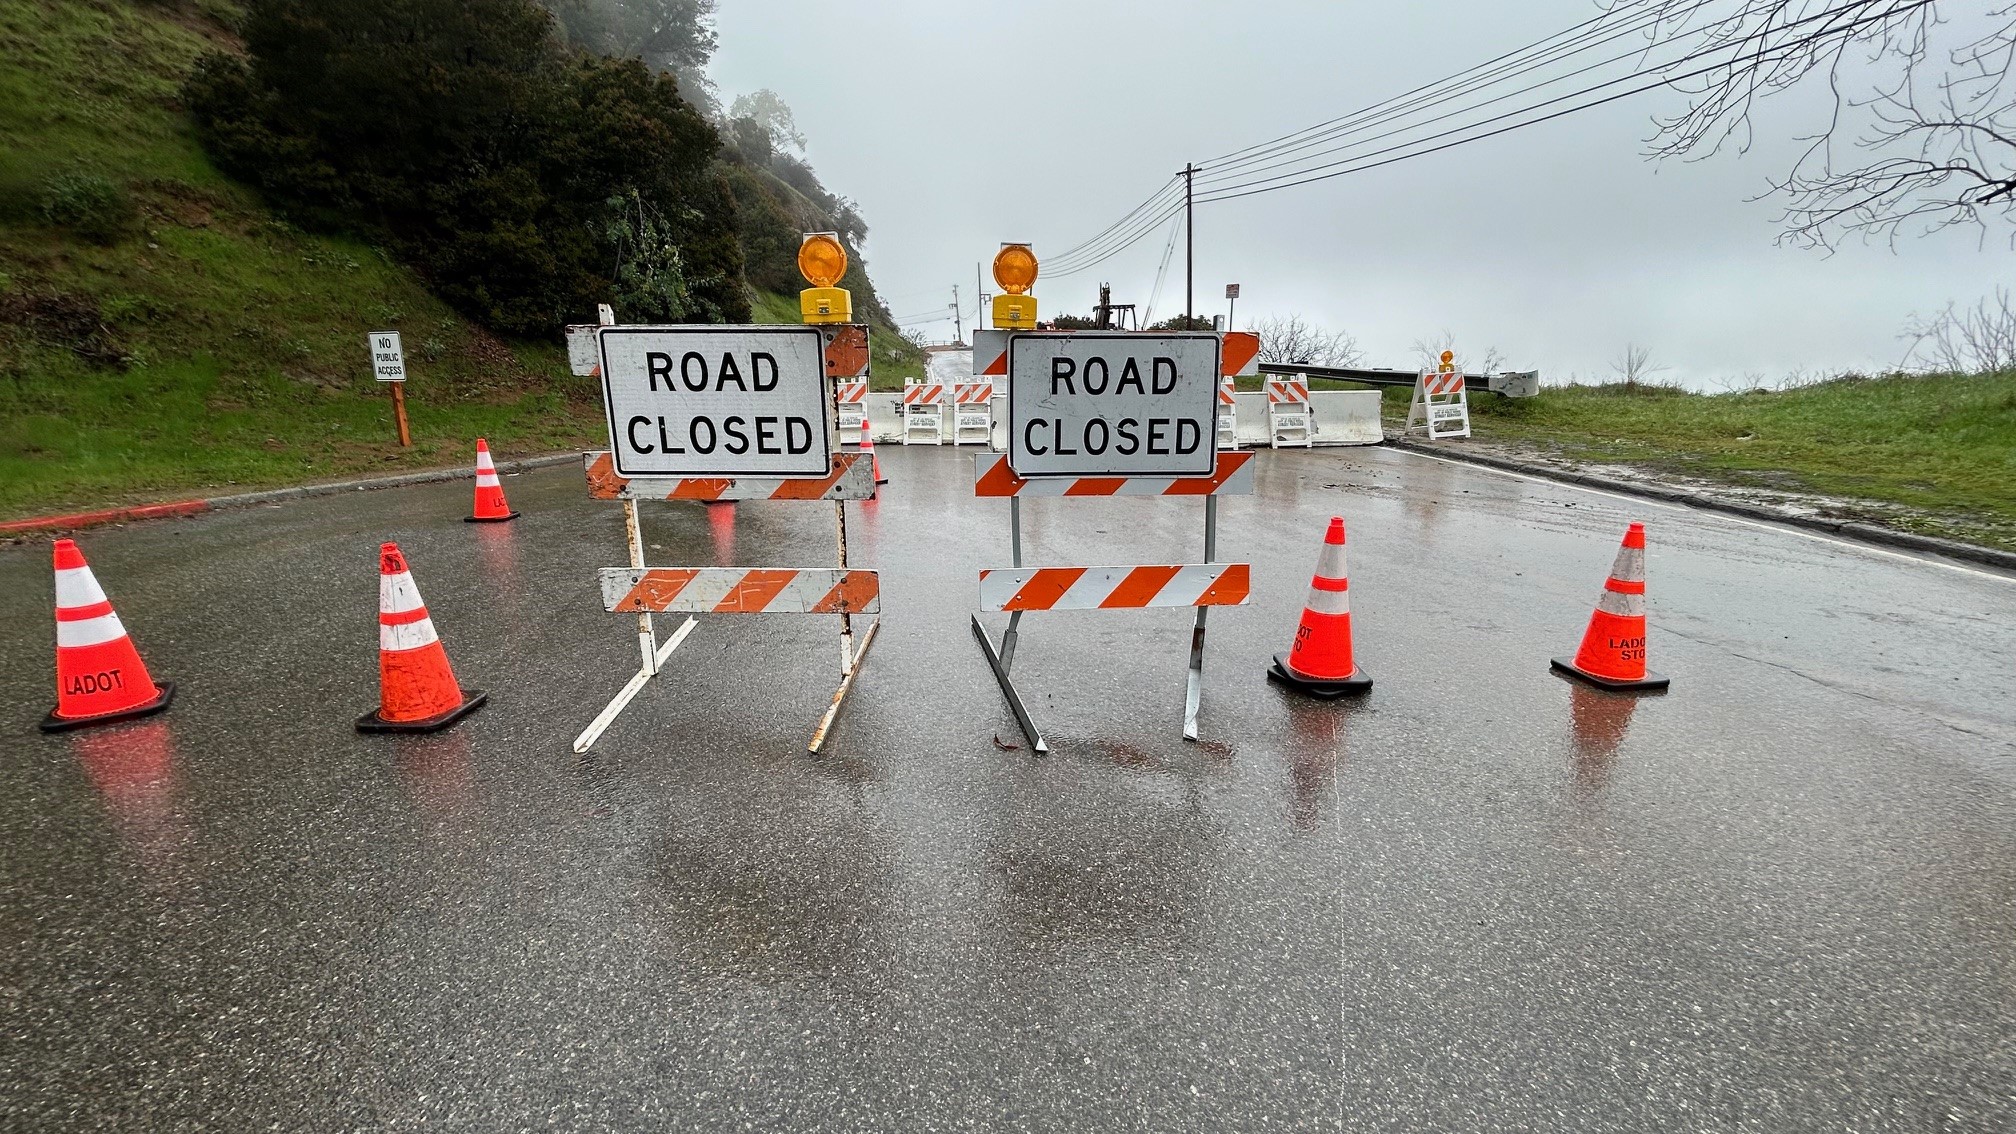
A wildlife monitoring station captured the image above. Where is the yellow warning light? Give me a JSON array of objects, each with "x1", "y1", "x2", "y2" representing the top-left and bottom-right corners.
[
  {"x1": 799, "y1": 233, "x2": 847, "y2": 288},
  {"x1": 797, "y1": 232, "x2": 852, "y2": 324},
  {"x1": 992, "y1": 244, "x2": 1038, "y2": 295},
  {"x1": 1438, "y1": 349, "x2": 1456, "y2": 372},
  {"x1": 991, "y1": 243, "x2": 1038, "y2": 328}
]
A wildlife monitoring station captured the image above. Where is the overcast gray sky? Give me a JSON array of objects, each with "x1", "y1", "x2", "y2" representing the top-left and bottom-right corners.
[{"x1": 711, "y1": 0, "x2": 2011, "y2": 387}]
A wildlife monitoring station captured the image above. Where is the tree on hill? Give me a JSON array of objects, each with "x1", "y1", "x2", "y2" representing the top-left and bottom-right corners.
[
  {"x1": 187, "y1": 0, "x2": 748, "y2": 334},
  {"x1": 1253, "y1": 313, "x2": 1361, "y2": 367},
  {"x1": 542, "y1": 0, "x2": 721, "y2": 113}
]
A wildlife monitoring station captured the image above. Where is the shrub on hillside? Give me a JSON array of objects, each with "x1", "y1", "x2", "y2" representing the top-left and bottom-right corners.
[
  {"x1": 185, "y1": 0, "x2": 748, "y2": 335},
  {"x1": 38, "y1": 173, "x2": 136, "y2": 244}
]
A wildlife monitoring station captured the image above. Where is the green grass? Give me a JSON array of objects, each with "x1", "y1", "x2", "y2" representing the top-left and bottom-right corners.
[
  {"x1": 0, "y1": 0, "x2": 926, "y2": 521},
  {"x1": 0, "y1": 0, "x2": 608, "y2": 518},
  {"x1": 1442, "y1": 374, "x2": 2016, "y2": 550}
]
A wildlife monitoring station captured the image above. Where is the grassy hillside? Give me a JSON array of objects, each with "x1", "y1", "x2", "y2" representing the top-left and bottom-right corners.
[
  {"x1": 1389, "y1": 373, "x2": 2015, "y2": 551},
  {"x1": 0, "y1": 0, "x2": 920, "y2": 520}
]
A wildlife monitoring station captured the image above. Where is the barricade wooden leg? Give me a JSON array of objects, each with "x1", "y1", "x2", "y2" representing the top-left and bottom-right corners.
[
  {"x1": 809, "y1": 618, "x2": 879, "y2": 754},
  {"x1": 572, "y1": 616, "x2": 697, "y2": 754},
  {"x1": 623, "y1": 499, "x2": 658, "y2": 675}
]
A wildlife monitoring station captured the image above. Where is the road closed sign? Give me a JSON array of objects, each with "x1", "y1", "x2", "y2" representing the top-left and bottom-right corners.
[
  {"x1": 1007, "y1": 332, "x2": 1221, "y2": 477},
  {"x1": 598, "y1": 326, "x2": 830, "y2": 478}
]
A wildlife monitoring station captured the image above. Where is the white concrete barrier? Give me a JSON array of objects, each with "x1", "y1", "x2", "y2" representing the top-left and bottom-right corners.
[{"x1": 1236, "y1": 390, "x2": 1381, "y2": 446}]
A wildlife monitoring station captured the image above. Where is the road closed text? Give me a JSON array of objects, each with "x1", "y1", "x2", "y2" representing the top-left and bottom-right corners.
[
  {"x1": 1007, "y1": 333, "x2": 1221, "y2": 478},
  {"x1": 597, "y1": 327, "x2": 830, "y2": 477}
]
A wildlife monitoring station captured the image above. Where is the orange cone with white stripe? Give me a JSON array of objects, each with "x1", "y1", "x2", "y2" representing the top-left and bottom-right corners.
[
  {"x1": 466, "y1": 439, "x2": 519, "y2": 523},
  {"x1": 41, "y1": 539, "x2": 175, "y2": 732},
  {"x1": 860, "y1": 418, "x2": 887, "y2": 486},
  {"x1": 1552, "y1": 522, "x2": 1669, "y2": 691},
  {"x1": 356, "y1": 542, "x2": 487, "y2": 733},
  {"x1": 1268, "y1": 516, "x2": 1372, "y2": 698}
]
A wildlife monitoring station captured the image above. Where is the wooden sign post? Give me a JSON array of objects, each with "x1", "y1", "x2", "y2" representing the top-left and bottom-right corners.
[{"x1": 368, "y1": 330, "x2": 412, "y2": 447}]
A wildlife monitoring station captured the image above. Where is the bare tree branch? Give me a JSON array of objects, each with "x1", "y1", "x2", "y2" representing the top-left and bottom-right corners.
[
  {"x1": 1254, "y1": 314, "x2": 1363, "y2": 367},
  {"x1": 1634, "y1": 1, "x2": 2016, "y2": 247},
  {"x1": 1901, "y1": 284, "x2": 2016, "y2": 368}
]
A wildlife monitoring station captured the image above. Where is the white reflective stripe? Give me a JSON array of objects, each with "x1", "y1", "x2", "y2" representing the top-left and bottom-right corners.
[
  {"x1": 1595, "y1": 589, "x2": 1646, "y2": 617},
  {"x1": 476, "y1": 451, "x2": 498, "y2": 472},
  {"x1": 381, "y1": 617, "x2": 440, "y2": 652},
  {"x1": 1148, "y1": 565, "x2": 1228, "y2": 606},
  {"x1": 55, "y1": 566, "x2": 108, "y2": 610},
  {"x1": 1313, "y1": 542, "x2": 1349, "y2": 583},
  {"x1": 1304, "y1": 586, "x2": 1352, "y2": 616},
  {"x1": 57, "y1": 611, "x2": 127, "y2": 648},
  {"x1": 1610, "y1": 546, "x2": 1645, "y2": 582},
  {"x1": 476, "y1": 471, "x2": 502, "y2": 486},
  {"x1": 977, "y1": 564, "x2": 1247, "y2": 611},
  {"x1": 380, "y1": 570, "x2": 426, "y2": 614}
]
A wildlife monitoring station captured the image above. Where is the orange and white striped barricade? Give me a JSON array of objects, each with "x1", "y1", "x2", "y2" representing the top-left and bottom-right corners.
[
  {"x1": 972, "y1": 330, "x2": 1247, "y2": 751},
  {"x1": 836, "y1": 379, "x2": 868, "y2": 436},
  {"x1": 1213, "y1": 332, "x2": 1259, "y2": 450},
  {"x1": 1266, "y1": 375, "x2": 1314, "y2": 448},
  {"x1": 951, "y1": 381, "x2": 994, "y2": 445},
  {"x1": 1405, "y1": 362, "x2": 1471, "y2": 439},
  {"x1": 572, "y1": 313, "x2": 879, "y2": 756},
  {"x1": 900, "y1": 378, "x2": 946, "y2": 444}
]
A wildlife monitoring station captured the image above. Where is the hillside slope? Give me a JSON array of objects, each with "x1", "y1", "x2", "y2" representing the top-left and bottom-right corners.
[{"x1": 0, "y1": 0, "x2": 920, "y2": 520}]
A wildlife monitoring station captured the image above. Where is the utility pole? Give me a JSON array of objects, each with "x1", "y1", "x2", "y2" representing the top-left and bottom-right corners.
[
  {"x1": 1096, "y1": 282, "x2": 1112, "y2": 329},
  {"x1": 1182, "y1": 162, "x2": 1196, "y2": 328},
  {"x1": 951, "y1": 284, "x2": 962, "y2": 344}
]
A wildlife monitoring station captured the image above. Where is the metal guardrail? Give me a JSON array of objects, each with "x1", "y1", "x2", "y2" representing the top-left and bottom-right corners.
[{"x1": 1257, "y1": 362, "x2": 1540, "y2": 398}]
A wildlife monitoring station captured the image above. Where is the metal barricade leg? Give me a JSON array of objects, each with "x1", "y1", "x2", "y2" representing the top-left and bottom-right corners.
[{"x1": 1182, "y1": 495, "x2": 1218, "y2": 741}]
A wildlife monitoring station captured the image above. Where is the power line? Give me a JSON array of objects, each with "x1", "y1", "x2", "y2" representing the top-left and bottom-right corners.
[
  {"x1": 1034, "y1": 0, "x2": 1919, "y2": 279},
  {"x1": 1193, "y1": 0, "x2": 1733, "y2": 188},
  {"x1": 1193, "y1": 0, "x2": 1723, "y2": 184},
  {"x1": 1197, "y1": 0, "x2": 1928, "y2": 203},
  {"x1": 1038, "y1": 2, "x2": 1689, "y2": 277}
]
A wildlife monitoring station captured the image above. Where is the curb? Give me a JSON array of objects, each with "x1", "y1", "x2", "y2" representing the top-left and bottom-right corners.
[
  {"x1": 0, "y1": 453, "x2": 581, "y2": 539},
  {"x1": 1382, "y1": 437, "x2": 2016, "y2": 573}
]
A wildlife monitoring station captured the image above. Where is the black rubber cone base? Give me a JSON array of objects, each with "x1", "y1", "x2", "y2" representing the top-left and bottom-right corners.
[
  {"x1": 1551, "y1": 657, "x2": 1670, "y2": 692},
  {"x1": 1267, "y1": 655, "x2": 1372, "y2": 700},
  {"x1": 464, "y1": 512, "x2": 520, "y2": 523},
  {"x1": 356, "y1": 689, "x2": 488, "y2": 734},
  {"x1": 41, "y1": 681, "x2": 176, "y2": 733}
]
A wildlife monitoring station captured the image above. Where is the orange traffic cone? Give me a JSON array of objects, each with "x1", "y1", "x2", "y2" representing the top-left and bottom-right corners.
[
  {"x1": 1268, "y1": 516, "x2": 1372, "y2": 698},
  {"x1": 466, "y1": 438, "x2": 520, "y2": 523},
  {"x1": 356, "y1": 542, "x2": 487, "y2": 733},
  {"x1": 860, "y1": 418, "x2": 886, "y2": 485},
  {"x1": 1552, "y1": 522, "x2": 1669, "y2": 691},
  {"x1": 41, "y1": 539, "x2": 175, "y2": 732}
]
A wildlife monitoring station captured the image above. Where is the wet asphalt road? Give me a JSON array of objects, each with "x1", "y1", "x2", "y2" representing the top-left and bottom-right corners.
[{"x1": 2, "y1": 443, "x2": 2013, "y2": 1132}]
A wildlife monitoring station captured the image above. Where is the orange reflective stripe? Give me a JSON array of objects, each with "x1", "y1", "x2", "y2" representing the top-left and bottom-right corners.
[
  {"x1": 1066, "y1": 478, "x2": 1127, "y2": 496},
  {"x1": 618, "y1": 569, "x2": 699, "y2": 612},
  {"x1": 1006, "y1": 568, "x2": 1087, "y2": 610},
  {"x1": 715, "y1": 569, "x2": 796, "y2": 613},
  {"x1": 1100, "y1": 565, "x2": 1181, "y2": 609},
  {"x1": 1195, "y1": 563, "x2": 1252, "y2": 605},
  {"x1": 808, "y1": 571, "x2": 880, "y2": 614}
]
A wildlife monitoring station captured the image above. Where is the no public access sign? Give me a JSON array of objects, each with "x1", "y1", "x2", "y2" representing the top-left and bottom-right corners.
[
  {"x1": 598, "y1": 326, "x2": 831, "y2": 478},
  {"x1": 1007, "y1": 332, "x2": 1221, "y2": 478},
  {"x1": 368, "y1": 331, "x2": 406, "y2": 382}
]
